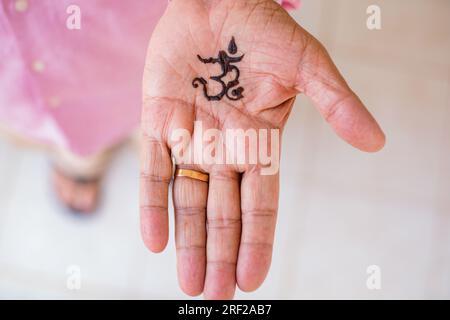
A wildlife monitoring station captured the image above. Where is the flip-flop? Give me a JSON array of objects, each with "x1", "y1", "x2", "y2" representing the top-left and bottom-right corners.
[{"x1": 51, "y1": 165, "x2": 102, "y2": 216}]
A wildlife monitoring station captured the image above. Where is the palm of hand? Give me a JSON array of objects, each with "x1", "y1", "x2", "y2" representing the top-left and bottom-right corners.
[{"x1": 140, "y1": 0, "x2": 385, "y2": 299}]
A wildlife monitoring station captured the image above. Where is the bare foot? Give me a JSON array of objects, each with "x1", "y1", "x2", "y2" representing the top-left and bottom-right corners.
[{"x1": 52, "y1": 168, "x2": 100, "y2": 214}]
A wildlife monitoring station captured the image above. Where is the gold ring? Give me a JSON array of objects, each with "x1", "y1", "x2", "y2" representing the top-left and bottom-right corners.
[{"x1": 175, "y1": 168, "x2": 209, "y2": 182}]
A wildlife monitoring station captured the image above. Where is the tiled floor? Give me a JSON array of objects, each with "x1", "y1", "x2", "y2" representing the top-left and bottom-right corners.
[{"x1": 0, "y1": 0, "x2": 449, "y2": 299}]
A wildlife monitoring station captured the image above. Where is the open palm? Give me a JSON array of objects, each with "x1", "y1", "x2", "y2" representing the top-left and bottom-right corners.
[{"x1": 140, "y1": 0, "x2": 385, "y2": 299}]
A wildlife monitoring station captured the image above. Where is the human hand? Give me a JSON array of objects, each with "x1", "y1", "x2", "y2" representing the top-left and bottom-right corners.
[{"x1": 140, "y1": 0, "x2": 385, "y2": 299}]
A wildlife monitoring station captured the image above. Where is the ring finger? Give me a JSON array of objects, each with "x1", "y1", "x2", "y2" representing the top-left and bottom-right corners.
[{"x1": 173, "y1": 166, "x2": 208, "y2": 296}]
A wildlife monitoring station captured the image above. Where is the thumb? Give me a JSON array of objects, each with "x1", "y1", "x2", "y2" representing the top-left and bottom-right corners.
[{"x1": 295, "y1": 28, "x2": 385, "y2": 152}]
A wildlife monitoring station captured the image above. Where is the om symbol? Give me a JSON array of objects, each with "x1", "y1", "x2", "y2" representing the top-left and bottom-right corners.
[{"x1": 192, "y1": 37, "x2": 245, "y2": 102}]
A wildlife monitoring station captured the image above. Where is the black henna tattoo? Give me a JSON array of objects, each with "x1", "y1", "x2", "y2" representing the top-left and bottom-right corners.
[{"x1": 192, "y1": 37, "x2": 245, "y2": 102}]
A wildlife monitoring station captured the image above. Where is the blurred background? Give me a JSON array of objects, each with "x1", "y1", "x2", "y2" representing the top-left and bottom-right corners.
[{"x1": 0, "y1": 0, "x2": 449, "y2": 299}]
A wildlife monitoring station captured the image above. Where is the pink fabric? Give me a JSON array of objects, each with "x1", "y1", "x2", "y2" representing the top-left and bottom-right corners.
[
  {"x1": 278, "y1": 0, "x2": 301, "y2": 10},
  {"x1": 0, "y1": 0, "x2": 167, "y2": 156},
  {"x1": 0, "y1": 0, "x2": 299, "y2": 157}
]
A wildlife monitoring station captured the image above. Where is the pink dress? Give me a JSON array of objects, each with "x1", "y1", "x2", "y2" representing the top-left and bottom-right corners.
[{"x1": 0, "y1": 0, "x2": 299, "y2": 157}]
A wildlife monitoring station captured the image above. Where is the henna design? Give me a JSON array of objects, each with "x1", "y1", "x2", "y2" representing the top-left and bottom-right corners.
[{"x1": 192, "y1": 37, "x2": 245, "y2": 102}]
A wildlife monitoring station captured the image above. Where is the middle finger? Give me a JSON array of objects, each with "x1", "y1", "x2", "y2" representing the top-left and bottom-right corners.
[{"x1": 204, "y1": 171, "x2": 241, "y2": 300}]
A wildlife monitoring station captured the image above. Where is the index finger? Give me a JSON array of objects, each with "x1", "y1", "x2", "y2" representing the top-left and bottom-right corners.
[{"x1": 237, "y1": 171, "x2": 279, "y2": 292}]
